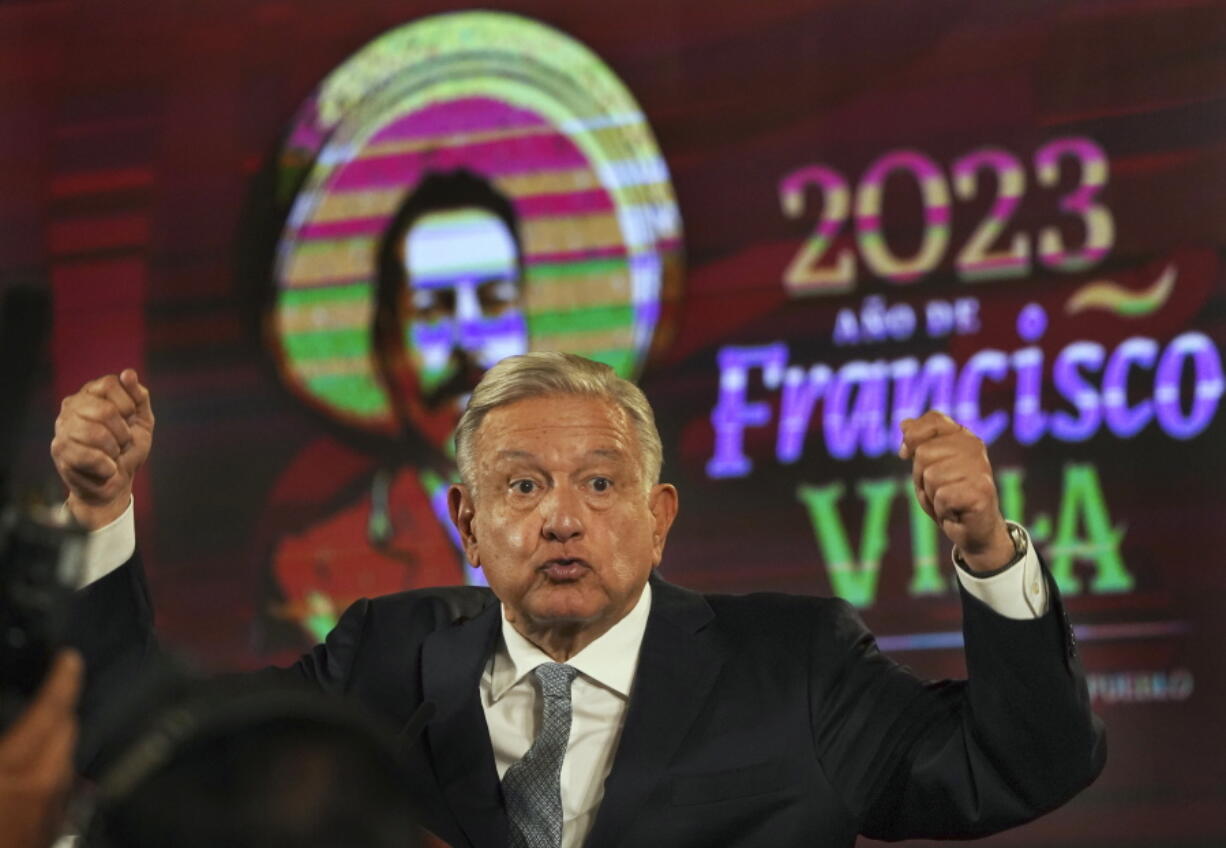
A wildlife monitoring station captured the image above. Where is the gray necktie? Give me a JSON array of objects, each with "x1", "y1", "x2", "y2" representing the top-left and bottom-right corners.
[{"x1": 503, "y1": 662, "x2": 579, "y2": 848}]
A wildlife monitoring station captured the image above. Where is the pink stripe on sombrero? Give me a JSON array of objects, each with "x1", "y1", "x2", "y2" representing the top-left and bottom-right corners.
[
  {"x1": 369, "y1": 97, "x2": 548, "y2": 144},
  {"x1": 294, "y1": 217, "x2": 392, "y2": 241},
  {"x1": 329, "y1": 133, "x2": 589, "y2": 192},
  {"x1": 513, "y1": 188, "x2": 614, "y2": 218}
]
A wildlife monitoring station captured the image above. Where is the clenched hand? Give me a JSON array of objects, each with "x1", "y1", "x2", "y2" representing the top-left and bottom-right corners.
[
  {"x1": 50, "y1": 369, "x2": 153, "y2": 530},
  {"x1": 899, "y1": 411, "x2": 1014, "y2": 573}
]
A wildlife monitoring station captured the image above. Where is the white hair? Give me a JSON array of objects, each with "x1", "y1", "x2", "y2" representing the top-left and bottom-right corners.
[{"x1": 455, "y1": 352, "x2": 663, "y2": 487}]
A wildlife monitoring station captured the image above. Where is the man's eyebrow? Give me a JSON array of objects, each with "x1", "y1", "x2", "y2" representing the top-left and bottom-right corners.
[{"x1": 493, "y1": 448, "x2": 626, "y2": 464}]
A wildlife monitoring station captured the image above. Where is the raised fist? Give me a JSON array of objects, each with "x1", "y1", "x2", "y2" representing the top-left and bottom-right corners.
[
  {"x1": 50, "y1": 369, "x2": 154, "y2": 529},
  {"x1": 899, "y1": 410, "x2": 1014, "y2": 573}
]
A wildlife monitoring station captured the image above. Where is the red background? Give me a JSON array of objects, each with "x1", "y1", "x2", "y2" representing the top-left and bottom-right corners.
[{"x1": 3, "y1": 1, "x2": 1225, "y2": 844}]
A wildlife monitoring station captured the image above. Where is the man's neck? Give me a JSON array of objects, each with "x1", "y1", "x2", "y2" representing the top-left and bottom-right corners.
[
  {"x1": 511, "y1": 618, "x2": 612, "y2": 662},
  {"x1": 507, "y1": 585, "x2": 650, "y2": 662}
]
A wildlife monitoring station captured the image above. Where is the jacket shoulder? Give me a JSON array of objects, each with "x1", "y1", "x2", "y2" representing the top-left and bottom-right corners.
[
  {"x1": 363, "y1": 584, "x2": 499, "y2": 629},
  {"x1": 701, "y1": 588, "x2": 869, "y2": 647}
]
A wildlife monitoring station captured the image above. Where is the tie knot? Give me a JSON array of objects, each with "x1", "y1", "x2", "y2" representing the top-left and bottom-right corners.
[{"x1": 534, "y1": 662, "x2": 577, "y2": 697}]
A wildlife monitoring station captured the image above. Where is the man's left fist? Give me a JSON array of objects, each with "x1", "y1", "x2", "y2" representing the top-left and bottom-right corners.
[{"x1": 899, "y1": 411, "x2": 1014, "y2": 573}]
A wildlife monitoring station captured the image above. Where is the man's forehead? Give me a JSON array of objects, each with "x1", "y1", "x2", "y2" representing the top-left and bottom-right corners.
[
  {"x1": 405, "y1": 207, "x2": 515, "y2": 284},
  {"x1": 475, "y1": 395, "x2": 638, "y2": 459},
  {"x1": 483, "y1": 394, "x2": 631, "y2": 431}
]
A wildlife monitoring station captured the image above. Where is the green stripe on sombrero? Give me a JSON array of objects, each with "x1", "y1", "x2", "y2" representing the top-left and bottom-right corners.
[
  {"x1": 304, "y1": 373, "x2": 388, "y2": 416},
  {"x1": 584, "y1": 348, "x2": 635, "y2": 375},
  {"x1": 283, "y1": 328, "x2": 370, "y2": 360},
  {"x1": 526, "y1": 304, "x2": 635, "y2": 335},
  {"x1": 524, "y1": 257, "x2": 628, "y2": 279},
  {"x1": 280, "y1": 282, "x2": 373, "y2": 306}
]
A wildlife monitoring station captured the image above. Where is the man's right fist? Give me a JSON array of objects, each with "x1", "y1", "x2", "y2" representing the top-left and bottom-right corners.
[{"x1": 50, "y1": 369, "x2": 154, "y2": 529}]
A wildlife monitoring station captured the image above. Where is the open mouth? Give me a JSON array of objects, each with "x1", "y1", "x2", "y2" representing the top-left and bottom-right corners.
[{"x1": 538, "y1": 558, "x2": 590, "y2": 581}]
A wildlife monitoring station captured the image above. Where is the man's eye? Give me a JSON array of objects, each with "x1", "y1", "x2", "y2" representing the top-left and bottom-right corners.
[
  {"x1": 478, "y1": 278, "x2": 519, "y2": 313},
  {"x1": 411, "y1": 289, "x2": 455, "y2": 319},
  {"x1": 512, "y1": 479, "x2": 537, "y2": 495},
  {"x1": 590, "y1": 477, "x2": 612, "y2": 493}
]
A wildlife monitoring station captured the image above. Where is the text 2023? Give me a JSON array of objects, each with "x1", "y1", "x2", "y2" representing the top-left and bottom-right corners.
[{"x1": 780, "y1": 137, "x2": 1112, "y2": 293}]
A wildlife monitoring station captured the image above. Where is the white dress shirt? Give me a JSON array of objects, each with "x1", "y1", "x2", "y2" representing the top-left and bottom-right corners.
[
  {"x1": 482, "y1": 583, "x2": 651, "y2": 848},
  {"x1": 77, "y1": 502, "x2": 1047, "y2": 848}
]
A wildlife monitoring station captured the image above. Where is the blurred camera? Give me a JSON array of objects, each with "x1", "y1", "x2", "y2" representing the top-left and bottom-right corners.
[
  {"x1": 0, "y1": 282, "x2": 64, "y2": 729},
  {"x1": 0, "y1": 501, "x2": 85, "y2": 729}
]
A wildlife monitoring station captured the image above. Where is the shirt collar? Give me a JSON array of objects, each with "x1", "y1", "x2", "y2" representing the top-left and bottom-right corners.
[{"x1": 489, "y1": 581, "x2": 653, "y2": 703}]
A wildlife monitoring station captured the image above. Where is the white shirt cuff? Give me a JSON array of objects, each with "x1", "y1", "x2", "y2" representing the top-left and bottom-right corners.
[
  {"x1": 74, "y1": 497, "x2": 136, "y2": 588},
  {"x1": 952, "y1": 522, "x2": 1049, "y2": 620}
]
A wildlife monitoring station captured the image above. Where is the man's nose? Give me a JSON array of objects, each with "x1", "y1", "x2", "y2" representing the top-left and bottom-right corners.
[
  {"x1": 439, "y1": 280, "x2": 489, "y2": 372},
  {"x1": 453, "y1": 279, "x2": 485, "y2": 342},
  {"x1": 541, "y1": 486, "x2": 584, "y2": 543}
]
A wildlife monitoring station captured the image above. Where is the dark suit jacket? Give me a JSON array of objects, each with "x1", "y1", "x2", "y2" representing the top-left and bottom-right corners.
[{"x1": 72, "y1": 557, "x2": 1104, "y2": 848}]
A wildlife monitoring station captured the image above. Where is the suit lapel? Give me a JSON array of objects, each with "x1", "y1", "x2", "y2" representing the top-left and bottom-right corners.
[
  {"x1": 585, "y1": 575, "x2": 723, "y2": 848},
  {"x1": 421, "y1": 602, "x2": 508, "y2": 848}
]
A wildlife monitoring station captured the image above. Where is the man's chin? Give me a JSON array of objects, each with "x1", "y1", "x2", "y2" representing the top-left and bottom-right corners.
[
  {"x1": 526, "y1": 607, "x2": 605, "y2": 628},
  {"x1": 522, "y1": 586, "x2": 608, "y2": 628}
]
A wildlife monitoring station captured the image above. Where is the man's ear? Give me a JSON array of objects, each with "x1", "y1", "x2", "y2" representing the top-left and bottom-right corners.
[
  {"x1": 647, "y1": 483, "x2": 679, "y2": 566},
  {"x1": 448, "y1": 483, "x2": 480, "y2": 567}
]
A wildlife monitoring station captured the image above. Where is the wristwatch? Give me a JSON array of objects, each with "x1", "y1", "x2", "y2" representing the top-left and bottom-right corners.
[{"x1": 953, "y1": 521, "x2": 1028, "y2": 577}]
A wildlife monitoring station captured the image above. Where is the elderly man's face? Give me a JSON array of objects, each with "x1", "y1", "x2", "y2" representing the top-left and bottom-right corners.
[{"x1": 449, "y1": 394, "x2": 677, "y2": 646}]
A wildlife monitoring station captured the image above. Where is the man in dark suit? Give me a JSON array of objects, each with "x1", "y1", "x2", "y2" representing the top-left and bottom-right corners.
[{"x1": 55, "y1": 353, "x2": 1104, "y2": 848}]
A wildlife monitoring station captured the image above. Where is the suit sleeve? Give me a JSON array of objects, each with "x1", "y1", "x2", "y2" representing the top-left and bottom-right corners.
[
  {"x1": 68, "y1": 552, "x2": 377, "y2": 772},
  {"x1": 278, "y1": 596, "x2": 373, "y2": 692},
  {"x1": 810, "y1": 563, "x2": 1106, "y2": 840},
  {"x1": 69, "y1": 554, "x2": 157, "y2": 699}
]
